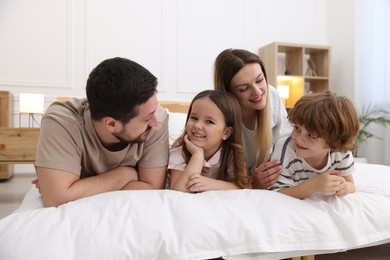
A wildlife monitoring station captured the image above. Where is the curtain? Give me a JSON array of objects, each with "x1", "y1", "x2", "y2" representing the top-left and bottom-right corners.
[{"x1": 355, "y1": 0, "x2": 390, "y2": 165}]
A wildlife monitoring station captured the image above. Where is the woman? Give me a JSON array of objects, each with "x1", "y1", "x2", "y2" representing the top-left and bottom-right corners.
[{"x1": 214, "y1": 48, "x2": 291, "y2": 189}]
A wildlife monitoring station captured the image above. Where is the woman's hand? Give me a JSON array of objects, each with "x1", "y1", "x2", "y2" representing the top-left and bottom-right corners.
[{"x1": 252, "y1": 160, "x2": 282, "y2": 189}]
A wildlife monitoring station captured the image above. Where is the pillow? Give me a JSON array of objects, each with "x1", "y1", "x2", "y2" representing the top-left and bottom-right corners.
[{"x1": 168, "y1": 111, "x2": 187, "y2": 145}]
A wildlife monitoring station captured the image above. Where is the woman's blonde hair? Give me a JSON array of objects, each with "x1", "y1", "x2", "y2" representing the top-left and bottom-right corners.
[
  {"x1": 172, "y1": 90, "x2": 251, "y2": 188},
  {"x1": 288, "y1": 91, "x2": 360, "y2": 153},
  {"x1": 214, "y1": 48, "x2": 272, "y2": 165}
]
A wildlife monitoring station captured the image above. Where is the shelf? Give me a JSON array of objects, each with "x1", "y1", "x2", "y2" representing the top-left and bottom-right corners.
[
  {"x1": 259, "y1": 42, "x2": 331, "y2": 107},
  {"x1": 0, "y1": 91, "x2": 13, "y2": 179}
]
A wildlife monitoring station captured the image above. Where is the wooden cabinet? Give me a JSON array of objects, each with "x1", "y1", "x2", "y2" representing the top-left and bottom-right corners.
[
  {"x1": 0, "y1": 91, "x2": 13, "y2": 179},
  {"x1": 259, "y1": 42, "x2": 331, "y2": 108},
  {"x1": 0, "y1": 128, "x2": 40, "y2": 167}
]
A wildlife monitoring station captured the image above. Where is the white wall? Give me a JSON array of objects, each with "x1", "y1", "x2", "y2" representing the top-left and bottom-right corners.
[
  {"x1": 1, "y1": 0, "x2": 329, "y2": 122},
  {"x1": 327, "y1": 0, "x2": 356, "y2": 100},
  {"x1": 2, "y1": 0, "x2": 362, "y2": 172}
]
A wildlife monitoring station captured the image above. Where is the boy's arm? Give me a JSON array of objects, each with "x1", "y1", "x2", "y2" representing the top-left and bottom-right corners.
[{"x1": 278, "y1": 171, "x2": 343, "y2": 199}]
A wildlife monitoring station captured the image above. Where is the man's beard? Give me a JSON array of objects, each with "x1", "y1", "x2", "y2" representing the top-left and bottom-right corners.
[{"x1": 113, "y1": 126, "x2": 151, "y2": 144}]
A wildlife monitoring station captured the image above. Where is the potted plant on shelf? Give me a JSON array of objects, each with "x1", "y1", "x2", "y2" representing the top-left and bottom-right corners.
[{"x1": 353, "y1": 104, "x2": 390, "y2": 160}]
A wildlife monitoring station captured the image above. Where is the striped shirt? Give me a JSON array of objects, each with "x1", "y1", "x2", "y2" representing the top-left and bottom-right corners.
[{"x1": 268, "y1": 135, "x2": 355, "y2": 191}]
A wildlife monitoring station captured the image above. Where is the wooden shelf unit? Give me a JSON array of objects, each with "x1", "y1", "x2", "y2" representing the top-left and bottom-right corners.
[
  {"x1": 0, "y1": 91, "x2": 13, "y2": 179},
  {"x1": 259, "y1": 42, "x2": 331, "y2": 108}
]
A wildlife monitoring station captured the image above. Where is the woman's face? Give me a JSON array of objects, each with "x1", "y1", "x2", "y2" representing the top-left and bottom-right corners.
[{"x1": 229, "y1": 63, "x2": 268, "y2": 114}]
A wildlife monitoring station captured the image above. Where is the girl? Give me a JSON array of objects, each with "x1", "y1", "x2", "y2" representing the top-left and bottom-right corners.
[
  {"x1": 214, "y1": 48, "x2": 292, "y2": 189},
  {"x1": 168, "y1": 90, "x2": 251, "y2": 193}
]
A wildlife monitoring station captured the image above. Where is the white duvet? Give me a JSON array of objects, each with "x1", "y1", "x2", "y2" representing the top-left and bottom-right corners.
[{"x1": 0, "y1": 162, "x2": 390, "y2": 260}]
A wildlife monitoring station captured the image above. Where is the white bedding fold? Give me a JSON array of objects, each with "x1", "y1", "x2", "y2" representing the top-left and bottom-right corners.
[{"x1": 1, "y1": 162, "x2": 389, "y2": 260}]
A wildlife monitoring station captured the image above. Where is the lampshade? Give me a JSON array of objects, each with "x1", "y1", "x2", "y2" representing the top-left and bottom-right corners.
[
  {"x1": 19, "y1": 93, "x2": 44, "y2": 114},
  {"x1": 277, "y1": 85, "x2": 290, "y2": 99}
]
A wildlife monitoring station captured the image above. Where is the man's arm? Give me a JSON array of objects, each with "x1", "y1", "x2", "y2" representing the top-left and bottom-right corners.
[
  {"x1": 37, "y1": 166, "x2": 138, "y2": 207},
  {"x1": 121, "y1": 166, "x2": 167, "y2": 190}
]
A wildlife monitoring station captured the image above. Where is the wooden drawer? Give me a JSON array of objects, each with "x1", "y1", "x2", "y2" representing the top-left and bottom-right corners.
[{"x1": 0, "y1": 128, "x2": 40, "y2": 165}]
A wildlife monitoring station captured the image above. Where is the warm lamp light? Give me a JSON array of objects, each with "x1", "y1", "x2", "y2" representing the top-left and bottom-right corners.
[
  {"x1": 277, "y1": 85, "x2": 290, "y2": 106},
  {"x1": 19, "y1": 93, "x2": 44, "y2": 114},
  {"x1": 19, "y1": 93, "x2": 45, "y2": 127}
]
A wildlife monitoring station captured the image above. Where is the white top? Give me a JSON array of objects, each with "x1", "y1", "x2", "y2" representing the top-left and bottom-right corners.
[{"x1": 243, "y1": 85, "x2": 292, "y2": 174}]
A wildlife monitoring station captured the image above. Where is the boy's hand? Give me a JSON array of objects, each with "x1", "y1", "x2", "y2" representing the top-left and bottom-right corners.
[
  {"x1": 328, "y1": 170, "x2": 350, "y2": 197},
  {"x1": 335, "y1": 177, "x2": 349, "y2": 197},
  {"x1": 313, "y1": 171, "x2": 342, "y2": 196}
]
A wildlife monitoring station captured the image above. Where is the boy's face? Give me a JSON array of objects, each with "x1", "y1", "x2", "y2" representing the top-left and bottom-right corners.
[{"x1": 291, "y1": 124, "x2": 330, "y2": 164}]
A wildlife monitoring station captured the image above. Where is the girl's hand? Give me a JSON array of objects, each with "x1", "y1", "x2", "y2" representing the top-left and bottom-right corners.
[
  {"x1": 186, "y1": 173, "x2": 215, "y2": 193},
  {"x1": 252, "y1": 160, "x2": 282, "y2": 189},
  {"x1": 184, "y1": 134, "x2": 204, "y2": 156}
]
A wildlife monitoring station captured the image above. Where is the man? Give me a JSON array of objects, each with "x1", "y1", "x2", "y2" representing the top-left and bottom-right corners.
[{"x1": 35, "y1": 57, "x2": 169, "y2": 207}]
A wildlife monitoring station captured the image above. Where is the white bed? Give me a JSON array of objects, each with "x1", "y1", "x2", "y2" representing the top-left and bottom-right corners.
[{"x1": 0, "y1": 104, "x2": 389, "y2": 260}]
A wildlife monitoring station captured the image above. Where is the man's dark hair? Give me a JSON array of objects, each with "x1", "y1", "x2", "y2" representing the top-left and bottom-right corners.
[{"x1": 86, "y1": 57, "x2": 158, "y2": 123}]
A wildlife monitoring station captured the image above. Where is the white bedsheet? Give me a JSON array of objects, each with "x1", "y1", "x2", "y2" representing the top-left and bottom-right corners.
[{"x1": 0, "y1": 162, "x2": 389, "y2": 260}]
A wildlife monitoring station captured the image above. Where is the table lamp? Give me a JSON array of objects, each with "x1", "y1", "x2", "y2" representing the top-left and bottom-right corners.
[
  {"x1": 277, "y1": 85, "x2": 290, "y2": 106},
  {"x1": 19, "y1": 93, "x2": 44, "y2": 127}
]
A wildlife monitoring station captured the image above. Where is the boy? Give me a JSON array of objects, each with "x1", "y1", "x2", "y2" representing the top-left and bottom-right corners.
[{"x1": 268, "y1": 91, "x2": 360, "y2": 199}]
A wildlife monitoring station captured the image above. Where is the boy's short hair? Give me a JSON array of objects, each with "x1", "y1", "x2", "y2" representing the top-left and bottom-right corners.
[{"x1": 288, "y1": 91, "x2": 360, "y2": 153}]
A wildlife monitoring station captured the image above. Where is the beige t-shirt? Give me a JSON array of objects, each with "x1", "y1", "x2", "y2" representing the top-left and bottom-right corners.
[{"x1": 35, "y1": 98, "x2": 169, "y2": 179}]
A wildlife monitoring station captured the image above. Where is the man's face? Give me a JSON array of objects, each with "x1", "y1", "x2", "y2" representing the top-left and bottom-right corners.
[{"x1": 112, "y1": 94, "x2": 159, "y2": 144}]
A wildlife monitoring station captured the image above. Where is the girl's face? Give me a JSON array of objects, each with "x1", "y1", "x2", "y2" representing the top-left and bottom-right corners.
[
  {"x1": 230, "y1": 63, "x2": 268, "y2": 114},
  {"x1": 291, "y1": 124, "x2": 330, "y2": 167},
  {"x1": 186, "y1": 97, "x2": 232, "y2": 156}
]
